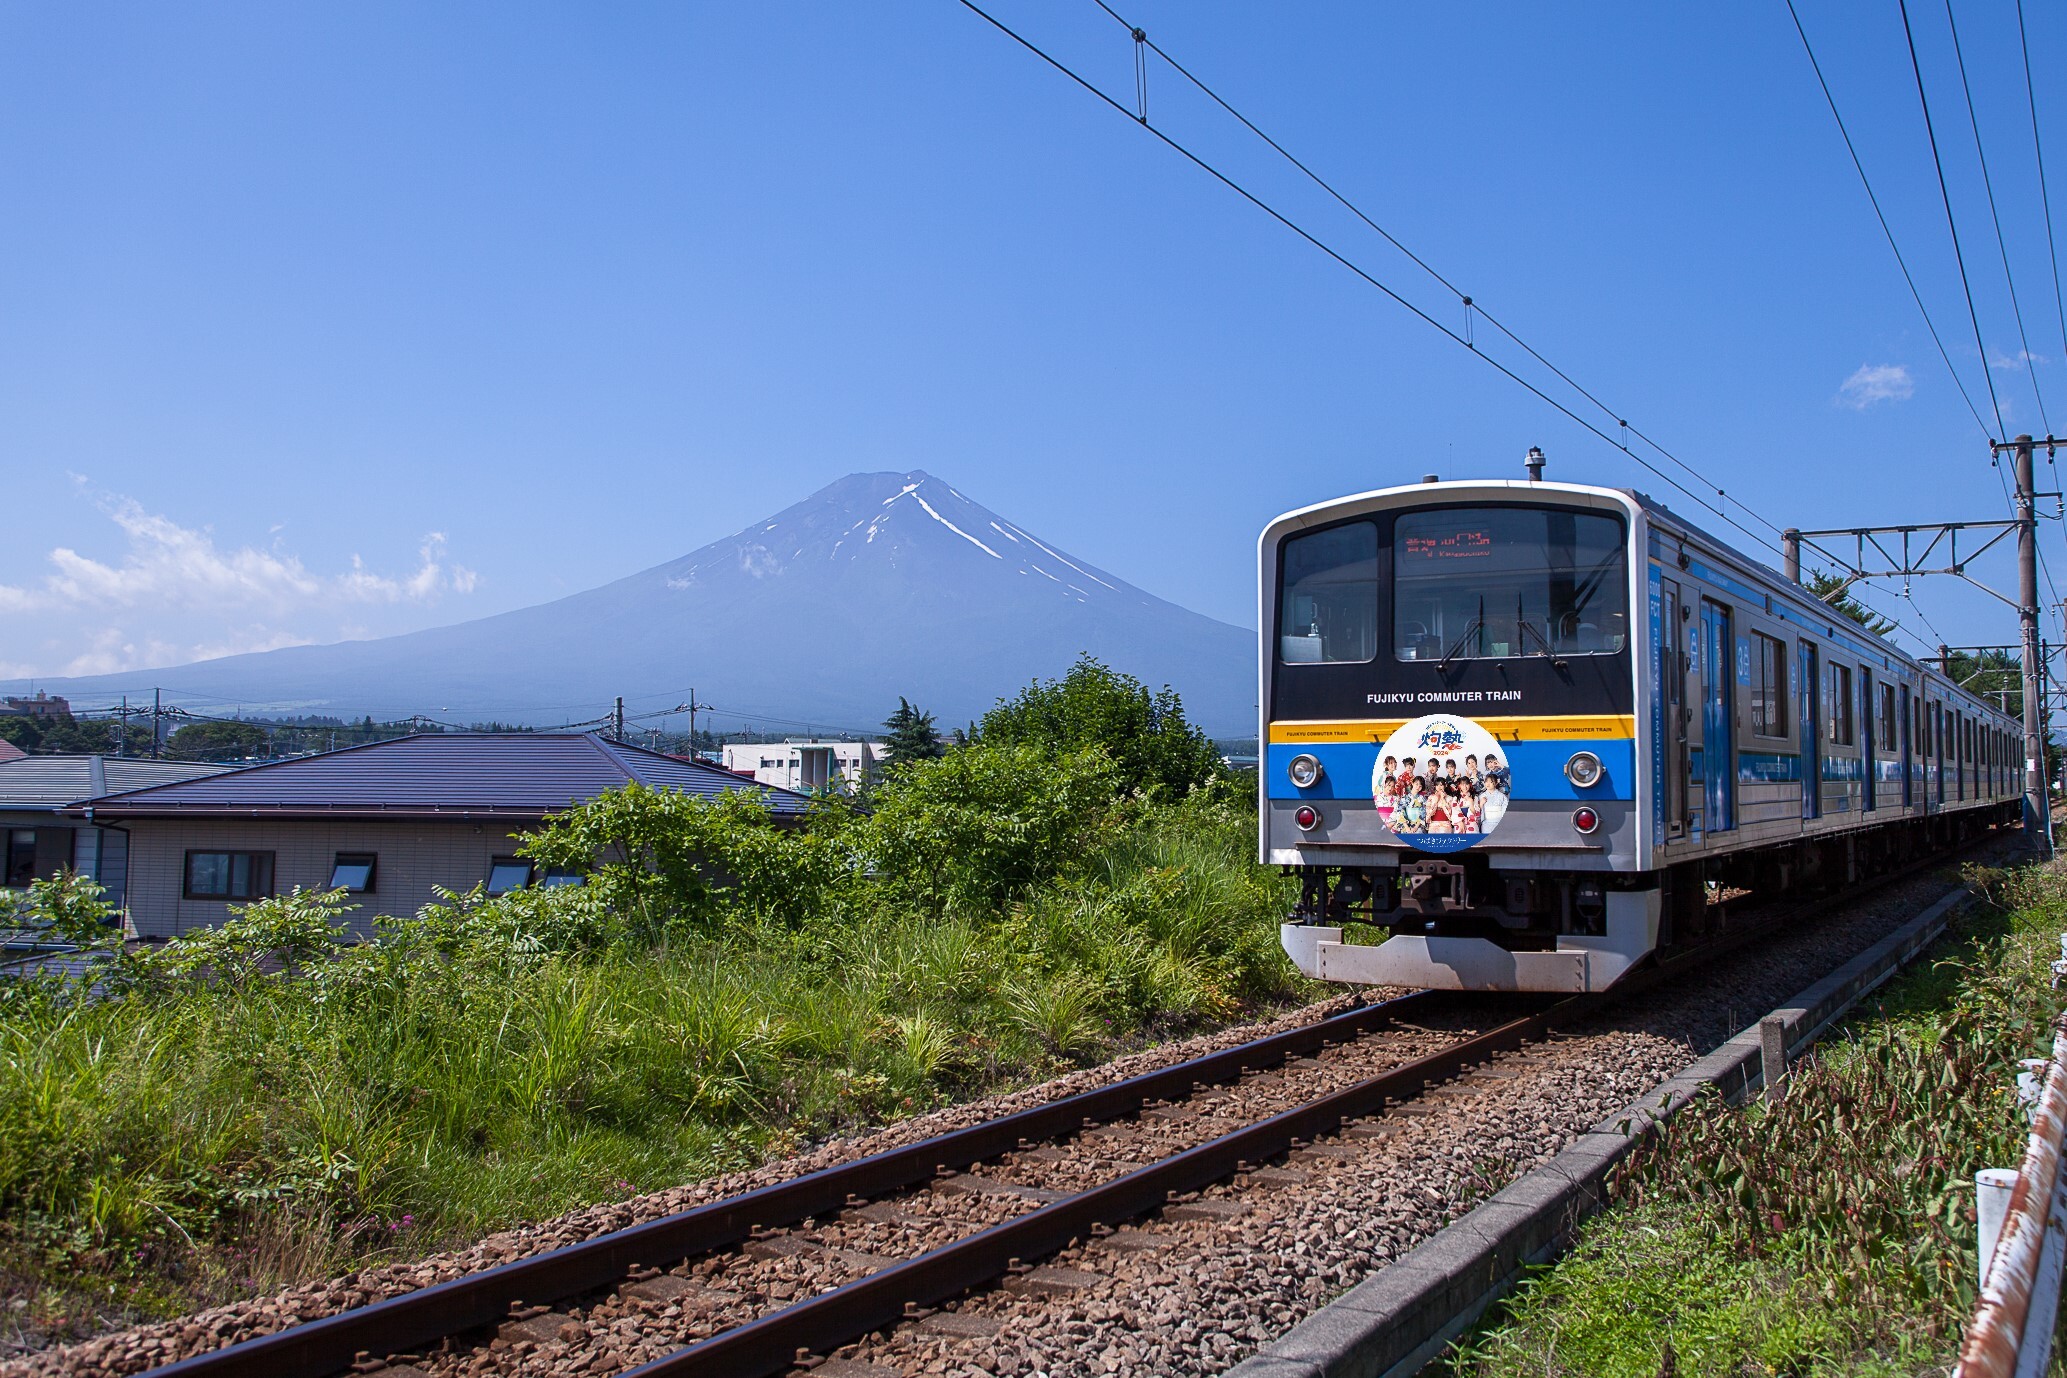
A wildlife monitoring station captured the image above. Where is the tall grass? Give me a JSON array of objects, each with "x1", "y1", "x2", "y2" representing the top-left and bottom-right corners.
[
  {"x1": 0, "y1": 787, "x2": 1303, "y2": 1338},
  {"x1": 1441, "y1": 860, "x2": 2066, "y2": 1377}
]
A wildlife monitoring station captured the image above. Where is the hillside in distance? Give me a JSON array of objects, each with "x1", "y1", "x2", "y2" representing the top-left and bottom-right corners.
[{"x1": 11, "y1": 472, "x2": 1256, "y2": 734}]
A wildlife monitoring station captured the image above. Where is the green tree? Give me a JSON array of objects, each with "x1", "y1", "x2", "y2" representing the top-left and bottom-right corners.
[
  {"x1": 1806, "y1": 571, "x2": 1896, "y2": 636},
  {"x1": 165, "y1": 720, "x2": 270, "y2": 762},
  {"x1": 38, "y1": 715, "x2": 118, "y2": 754},
  {"x1": 978, "y1": 655, "x2": 1224, "y2": 798},
  {"x1": 1945, "y1": 648, "x2": 2022, "y2": 719},
  {"x1": 0, "y1": 716, "x2": 42, "y2": 753},
  {"x1": 859, "y1": 742, "x2": 1117, "y2": 914},
  {"x1": 881, "y1": 698, "x2": 945, "y2": 768}
]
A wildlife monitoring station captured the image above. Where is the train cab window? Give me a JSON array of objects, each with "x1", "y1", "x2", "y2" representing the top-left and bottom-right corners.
[
  {"x1": 1826, "y1": 664, "x2": 1855, "y2": 745},
  {"x1": 1278, "y1": 521, "x2": 1378, "y2": 664},
  {"x1": 1393, "y1": 507, "x2": 1627, "y2": 661},
  {"x1": 1750, "y1": 633, "x2": 1787, "y2": 737}
]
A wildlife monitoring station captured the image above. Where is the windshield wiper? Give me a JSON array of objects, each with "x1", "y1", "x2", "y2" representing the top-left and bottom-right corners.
[{"x1": 1438, "y1": 596, "x2": 1486, "y2": 668}]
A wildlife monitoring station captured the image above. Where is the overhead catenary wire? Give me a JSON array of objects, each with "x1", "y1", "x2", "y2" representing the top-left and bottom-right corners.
[
  {"x1": 1783, "y1": 0, "x2": 1994, "y2": 441},
  {"x1": 957, "y1": 3, "x2": 1777, "y2": 543},
  {"x1": 1898, "y1": 0, "x2": 2008, "y2": 440},
  {"x1": 2017, "y1": 0, "x2": 2067, "y2": 368},
  {"x1": 1093, "y1": 0, "x2": 1800, "y2": 539},
  {"x1": 959, "y1": 0, "x2": 1939, "y2": 652},
  {"x1": 1942, "y1": 0, "x2": 2051, "y2": 433}
]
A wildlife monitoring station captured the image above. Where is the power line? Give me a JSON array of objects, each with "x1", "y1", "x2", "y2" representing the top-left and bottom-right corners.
[
  {"x1": 1782, "y1": 0, "x2": 1993, "y2": 440},
  {"x1": 2017, "y1": 0, "x2": 2067, "y2": 366},
  {"x1": 960, "y1": 0, "x2": 1939, "y2": 653},
  {"x1": 1898, "y1": 0, "x2": 2007, "y2": 439},
  {"x1": 1943, "y1": 0, "x2": 2051, "y2": 432},
  {"x1": 956, "y1": 2, "x2": 1802, "y2": 556},
  {"x1": 1089, "y1": 0, "x2": 1790, "y2": 544}
]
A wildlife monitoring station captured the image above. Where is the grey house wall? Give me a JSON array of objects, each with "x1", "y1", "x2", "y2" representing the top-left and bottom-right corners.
[
  {"x1": 1, "y1": 812, "x2": 129, "y2": 907},
  {"x1": 121, "y1": 817, "x2": 535, "y2": 939}
]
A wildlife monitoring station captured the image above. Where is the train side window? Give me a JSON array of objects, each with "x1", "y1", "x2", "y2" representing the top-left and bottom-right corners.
[
  {"x1": 1877, "y1": 684, "x2": 1895, "y2": 752},
  {"x1": 1278, "y1": 521, "x2": 1378, "y2": 664},
  {"x1": 1827, "y1": 664, "x2": 1855, "y2": 746},
  {"x1": 1750, "y1": 632, "x2": 1787, "y2": 737}
]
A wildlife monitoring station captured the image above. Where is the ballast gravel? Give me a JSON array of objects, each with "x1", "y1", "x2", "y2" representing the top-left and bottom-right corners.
[
  {"x1": 4, "y1": 991, "x2": 1401, "y2": 1378},
  {"x1": 8, "y1": 847, "x2": 2005, "y2": 1378}
]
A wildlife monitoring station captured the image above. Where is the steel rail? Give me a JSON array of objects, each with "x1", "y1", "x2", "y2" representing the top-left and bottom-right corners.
[
  {"x1": 144, "y1": 988, "x2": 1464, "y2": 1378},
  {"x1": 620, "y1": 1000, "x2": 1576, "y2": 1377}
]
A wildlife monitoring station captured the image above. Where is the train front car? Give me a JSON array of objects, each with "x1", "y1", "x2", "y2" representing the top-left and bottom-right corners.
[{"x1": 1264, "y1": 480, "x2": 1650, "y2": 993}]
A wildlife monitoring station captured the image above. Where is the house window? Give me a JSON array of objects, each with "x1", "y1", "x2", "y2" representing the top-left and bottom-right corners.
[
  {"x1": 486, "y1": 857, "x2": 533, "y2": 895},
  {"x1": 538, "y1": 867, "x2": 585, "y2": 888},
  {"x1": 329, "y1": 853, "x2": 376, "y2": 893},
  {"x1": 1826, "y1": 664, "x2": 1854, "y2": 746},
  {"x1": 5, "y1": 830, "x2": 35, "y2": 888},
  {"x1": 184, "y1": 851, "x2": 275, "y2": 901},
  {"x1": 1750, "y1": 633, "x2": 1787, "y2": 738}
]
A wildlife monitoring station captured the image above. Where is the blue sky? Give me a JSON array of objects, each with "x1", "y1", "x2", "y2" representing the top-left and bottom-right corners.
[{"x1": 3, "y1": 1, "x2": 2064, "y2": 688}]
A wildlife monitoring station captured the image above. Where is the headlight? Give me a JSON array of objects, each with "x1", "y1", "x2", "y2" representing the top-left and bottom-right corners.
[
  {"x1": 1565, "y1": 751, "x2": 1603, "y2": 788},
  {"x1": 1287, "y1": 754, "x2": 1323, "y2": 789}
]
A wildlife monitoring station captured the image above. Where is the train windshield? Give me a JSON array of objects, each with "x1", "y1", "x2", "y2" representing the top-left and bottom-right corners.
[
  {"x1": 1278, "y1": 521, "x2": 1378, "y2": 664},
  {"x1": 1395, "y1": 507, "x2": 1628, "y2": 662}
]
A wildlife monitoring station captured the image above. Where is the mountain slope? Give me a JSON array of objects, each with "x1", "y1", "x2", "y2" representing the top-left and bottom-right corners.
[{"x1": 8, "y1": 472, "x2": 1256, "y2": 733}]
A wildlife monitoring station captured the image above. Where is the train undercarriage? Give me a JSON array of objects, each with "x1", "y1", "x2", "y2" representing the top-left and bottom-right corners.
[{"x1": 1280, "y1": 804, "x2": 2017, "y2": 993}]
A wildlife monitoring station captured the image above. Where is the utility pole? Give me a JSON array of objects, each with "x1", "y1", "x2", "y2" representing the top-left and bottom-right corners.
[
  {"x1": 2012, "y1": 435, "x2": 2049, "y2": 851},
  {"x1": 151, "y1": 687, "x2": 161, "y2": 759},
  {"x1": 118, "y1": 694, "x2": 127, "y2": 758},
  {"x1": 1783, "y1": 528, "x2": 1801, "y2": 583},
  {"x1": 613, "y1": 696, "x2": 625, "y2": 743}
]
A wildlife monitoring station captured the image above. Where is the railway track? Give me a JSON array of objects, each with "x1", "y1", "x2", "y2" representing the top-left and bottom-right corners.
[
  {"x1": 144, "y1": 987, "x2": 1563, "y2": 1378},
  {"x1": 103, "y1": 840, "x2": 2000, "y2": 1378}
]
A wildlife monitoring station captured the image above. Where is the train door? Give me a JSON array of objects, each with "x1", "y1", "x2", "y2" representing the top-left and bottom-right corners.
[
  {"x1": 1661, "y1": 581, "x2": 1689, "y2": 838},
  {"x1": 1934, "y1": 702, "x2": 1945, "y2": 806},
  {"x1": 1798, "y1": 641, "x2": 1820, "y2": 819},
  {"x1": 1900, "y1": 684, "x2": 1913, "y2": 807},
  {"x1": 1861, "y1": 670, "x2": 1876, "y2": 811},
  {"x1": 1702, "y1": 600, "x2": 1735, "y2": 831}
]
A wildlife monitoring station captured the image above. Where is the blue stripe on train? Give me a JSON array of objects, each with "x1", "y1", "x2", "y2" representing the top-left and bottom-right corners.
[{"x1": 1264, "y1": 739, "x2": 1635, "y2": 802}]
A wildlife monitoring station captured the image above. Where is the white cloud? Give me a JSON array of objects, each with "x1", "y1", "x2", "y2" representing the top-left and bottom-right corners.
[
  {"x1": 0, "y1": 496, "x2": 478, "y2": 616},
  {"x1": 1991, "y1": 350, "x2": 2053, "y2": 370},
  {"x1": 1837, "y1": 363, "x2": 1914, "y2": 409}
]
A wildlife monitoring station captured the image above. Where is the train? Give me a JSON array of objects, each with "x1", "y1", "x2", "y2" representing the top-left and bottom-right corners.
[{"x1": 1262, "y1": 467, "x2": 2022, "y2": 993}]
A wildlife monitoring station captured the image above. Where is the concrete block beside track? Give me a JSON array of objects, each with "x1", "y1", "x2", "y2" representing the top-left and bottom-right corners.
[{"x1": 1226, "y1": 880, "x2": 1979, "y2": 1378}]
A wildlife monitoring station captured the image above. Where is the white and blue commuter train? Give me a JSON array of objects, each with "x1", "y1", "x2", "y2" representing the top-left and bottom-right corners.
[{"x1": 1263, "y1": 475, "x2": 2021, "y2": 993}]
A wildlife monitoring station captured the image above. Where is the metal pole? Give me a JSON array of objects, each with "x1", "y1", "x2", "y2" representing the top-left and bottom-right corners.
[
  {"x1": 1783, "y1": 528, "x2": 1801, "y2": 583},
  {"x1": 151, "y1": 687, "x2": 161, "y2": 759},
  {"x1": 613, "y1": 696, "x2": 625, "y2": 743},
  {"x1": 2018, "y1": 436, "x2": 2050, "y2": 852}
]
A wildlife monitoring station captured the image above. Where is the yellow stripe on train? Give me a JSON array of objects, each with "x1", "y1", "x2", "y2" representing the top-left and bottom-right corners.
[{"x1": 1267, "y1": 715, "x2": 1638, "y2": 744}]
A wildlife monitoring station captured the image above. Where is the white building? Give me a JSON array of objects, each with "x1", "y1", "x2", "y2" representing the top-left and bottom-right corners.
[{"x1": 721, "y1": 739, "x2": 885, "y2": 793}]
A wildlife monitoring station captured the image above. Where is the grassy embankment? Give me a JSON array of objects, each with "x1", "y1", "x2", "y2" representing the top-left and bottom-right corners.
[
  {"x1": 0, "y1": 668, "x2": 1311, "y2": 1344},
  {"x1": 1439, "y1": 860, "x2": 2066, "y2": 1378}
]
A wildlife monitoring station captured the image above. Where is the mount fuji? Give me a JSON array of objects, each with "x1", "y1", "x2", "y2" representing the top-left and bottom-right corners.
[{"x1": 10, "y1": 472, "x2": 1256, "y2": 734}]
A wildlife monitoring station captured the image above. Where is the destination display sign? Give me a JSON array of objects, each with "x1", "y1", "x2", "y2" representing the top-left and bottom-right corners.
[{"x1": 1399, "y1": 525, "x2": 1494, "y2": 562}]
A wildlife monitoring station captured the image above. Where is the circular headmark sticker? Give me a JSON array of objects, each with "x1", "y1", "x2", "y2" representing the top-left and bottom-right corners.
[{"x1": 1368, "y1": 714, "x2": 1514, "y2": 854}]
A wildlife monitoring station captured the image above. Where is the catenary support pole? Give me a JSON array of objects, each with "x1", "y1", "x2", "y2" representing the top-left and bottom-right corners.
[
  {"x1": 2016, "y1": 436, "x2": 2050, "y2": 853},
  {"x1": 1783, "y1": 528, "x2": 1801, "y2": 584}
]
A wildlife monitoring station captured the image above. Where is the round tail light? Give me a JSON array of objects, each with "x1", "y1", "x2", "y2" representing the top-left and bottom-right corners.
[
  {"x1": 1571, "y1": 806, "x2": 1600, "y2": 835},
  {"x1": 1294, "y1": 805, "x2": 1320, "y2": 830}
]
